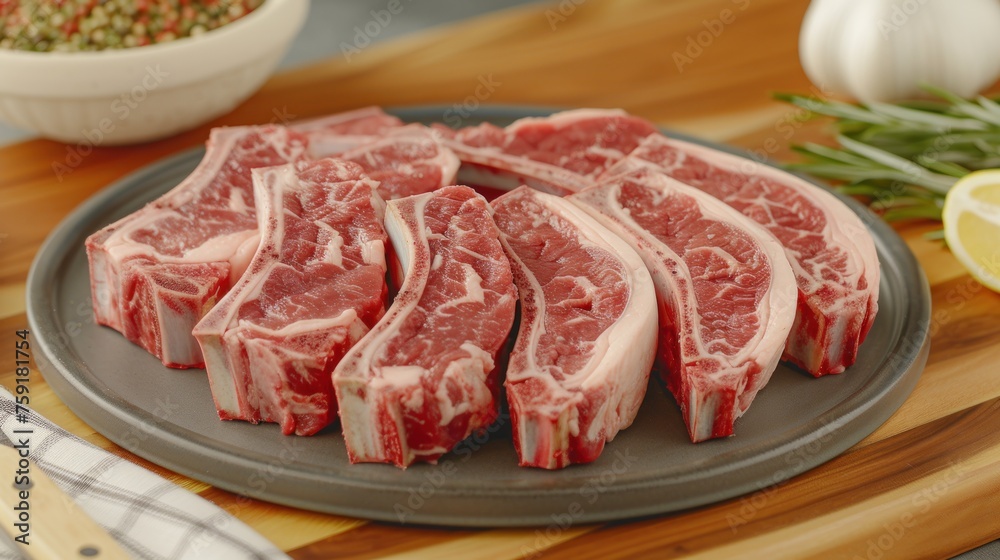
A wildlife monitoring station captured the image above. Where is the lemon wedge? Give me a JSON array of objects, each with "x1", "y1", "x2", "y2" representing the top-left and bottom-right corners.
[{"x1": 943, "y1": 170, "x2": 1000, "y2": 292}]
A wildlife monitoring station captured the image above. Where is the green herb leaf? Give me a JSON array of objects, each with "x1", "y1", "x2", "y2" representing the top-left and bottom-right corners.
[{"x1": 773, "y1": 86, "x2": 1000, "y2": 230}]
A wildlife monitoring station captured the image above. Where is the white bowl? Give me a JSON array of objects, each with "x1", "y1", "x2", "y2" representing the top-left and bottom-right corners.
[{"x1": 0, "y1": 0, "x2": 308, "y2": 145}]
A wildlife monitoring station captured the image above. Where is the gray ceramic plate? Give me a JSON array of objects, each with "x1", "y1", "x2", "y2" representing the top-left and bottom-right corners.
[{"x1": 26, "y1": 107, "x2": 930, "y2": 527}]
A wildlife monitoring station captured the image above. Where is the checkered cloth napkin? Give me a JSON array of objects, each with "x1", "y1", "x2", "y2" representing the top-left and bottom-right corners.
[{"x1": 0, "y1": 386, "x2": 289, "y2": 560}]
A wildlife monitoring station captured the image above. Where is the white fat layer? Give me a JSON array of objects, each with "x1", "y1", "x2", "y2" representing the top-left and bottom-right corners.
[
  {"x1": 182, "y1": 229, "x2": 259, "y2": 265},
  {"x1": 237, "y1": 308, "x2": 359, "y2": 338},
  {"x1": 333, "y1": 194, "x2": 433, "y2": 463},
  {"x1": 229, "y1": 187, "x2": 250, "y2": 213},
  {"x1": 376, "y1": 365, "x2": 426, "y2": 387},
  {"x1": 507, "y1": 108, "x2": 628, "y2": 133},
  {"x1": 362, "y1": 189, "x2": 388, "y2": 270},
  {"x1": 229, "y1": 232, "x2": 261, "y2": 285},
  {"x1": 312, "y1": 221, "x2": 344, "y2": 267},
  {"x1": 361, "y1": 239, "x2": 386, "y2": 270},
  {"x1": 586, "y1": 145, "x2": 626, "y2": 161},
  {"x1": 385, "y1": 202, "x2": 419, "y2": 285},
  {"x1": 443, "y1": 263, "x2": 484, "y2": 306}
]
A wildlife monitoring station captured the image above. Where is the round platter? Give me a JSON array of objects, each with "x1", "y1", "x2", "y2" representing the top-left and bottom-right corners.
[{"x1": 26, "y1": 106, "x2": 930, "y2": 526}]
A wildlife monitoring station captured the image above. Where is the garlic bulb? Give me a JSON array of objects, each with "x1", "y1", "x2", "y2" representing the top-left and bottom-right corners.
[{"x1": 799, "y1": 0, "x2": 1000, "y2": 102}]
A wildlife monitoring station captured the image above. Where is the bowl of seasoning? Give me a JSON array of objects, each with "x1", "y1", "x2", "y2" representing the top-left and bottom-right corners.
[{"x1": 0, "y1": 0, "x2": 308, "y2": 145}]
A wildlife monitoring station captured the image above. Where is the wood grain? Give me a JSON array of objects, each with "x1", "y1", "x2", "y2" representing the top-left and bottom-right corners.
[
  {"x1": 2, "y1": 0, "x2": 999, "y2": 558},
  {"x1": 0, "y1": 447, "x2": 131, "y2": 559}
]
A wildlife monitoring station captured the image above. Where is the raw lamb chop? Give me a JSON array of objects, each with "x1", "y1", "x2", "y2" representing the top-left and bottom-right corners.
[
  {"x1": 333, "y1": 186, "x2": 517, "y2": 467},
  {"x1": 492, "y1": 186, "x2": 658, "y2": 469},
  {"x1": 612, "y1": 135, "x2": 879, "y2": 375},
  {"x1": 570, "y1": 166, "x2": 797, "y2": 442},
  {"x1": 193, "y1": 159, "x2": 387, "y2": 436},
  {"x1": 438, "y1": 109, "x2": 658, "y2": 195},
  {"x1": 339, "y1": 125, "x2": 460, "y2": 200},
  {"x1": 86, "y1": 126, "x2": 310, "y2": 368},
  {"x1": 292, "y1": 106, "x2": 404, "y2": 157}
]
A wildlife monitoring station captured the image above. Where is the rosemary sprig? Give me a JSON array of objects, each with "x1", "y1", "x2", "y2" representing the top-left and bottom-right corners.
[{"x1": 775, "y1": 87, "x2": 1000, "y2": 237}]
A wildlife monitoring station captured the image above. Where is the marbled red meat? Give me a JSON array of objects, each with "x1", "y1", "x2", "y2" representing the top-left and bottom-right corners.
[
  {"x1": 339, "y1": 125, "x2": 460, "y2": 200},
  {"x1": 86, "y1": 126, "x2": 310, "y2": 368},
  {"x1": 609, "y1": 135, "x2": 880, "y2": 375},
  {"x1": 570, "y1": 166, "x2": 797, "y2": 442},
  {"x1": 440, "y1": 109, "x2": 658, "y2": 195},
  {"x1": 492, "y1": 186, "x2": 657, "y2": 468},
  {"x1": 293, "y1": 106, "x2": 405, "y2": 157},
  {"x1": 333, "y1": 186, "x2": 517, "y2": 467},
  {"x1": 193, "y1": 159, "x2": 388, "y2": 436}
]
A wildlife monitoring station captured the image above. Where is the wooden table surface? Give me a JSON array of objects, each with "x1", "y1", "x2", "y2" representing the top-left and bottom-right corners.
[{"x1": 3, "y1": 0, "x2": 1000, "y2": 558}]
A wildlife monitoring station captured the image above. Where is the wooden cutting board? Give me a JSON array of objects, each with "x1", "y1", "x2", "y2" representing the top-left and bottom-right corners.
[{"x1": 2, "y1": 0, "x2": 1000, "y2": 557}]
